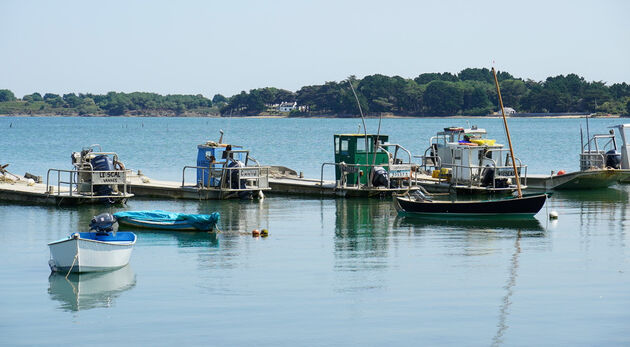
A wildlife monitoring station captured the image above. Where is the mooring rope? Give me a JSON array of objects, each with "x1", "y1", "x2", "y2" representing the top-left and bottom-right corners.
[{"x1": 65, "y1": 254, "x2": 78, "y2": 279}]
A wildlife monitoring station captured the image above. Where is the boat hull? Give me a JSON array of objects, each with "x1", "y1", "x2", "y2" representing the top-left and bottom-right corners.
[
  {"x1": 527, "y1": 169, "x2": 630, "y2": 190},
  {"x1": 395, "y1": 194, "x2": 547, "y2": 217},
  {"x1": 48, "y1": 233, "x2": 136, "y2": 273},
  {"x1": 117, "y1": 218, "x2": 199, "y2": 231}
]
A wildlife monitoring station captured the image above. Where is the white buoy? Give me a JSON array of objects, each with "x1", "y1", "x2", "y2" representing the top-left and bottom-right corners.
[{"x1": 549, "y1": 211, "x2": 559, "y2": 219}]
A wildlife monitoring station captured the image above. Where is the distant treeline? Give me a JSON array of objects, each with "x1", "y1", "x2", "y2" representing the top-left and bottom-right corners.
[{"x1": 1, "y1": 68, "x2": 629, "y2": 117}]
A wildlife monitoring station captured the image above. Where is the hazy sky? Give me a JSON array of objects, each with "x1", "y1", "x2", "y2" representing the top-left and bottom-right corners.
[{"x1": 1, "y1": 0, "x2": 628, "y2": 98}]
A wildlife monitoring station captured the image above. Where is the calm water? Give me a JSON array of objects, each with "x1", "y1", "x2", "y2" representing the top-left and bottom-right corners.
[{"x1": 1, "y1": 117, "x2": 629, "y2": 346}]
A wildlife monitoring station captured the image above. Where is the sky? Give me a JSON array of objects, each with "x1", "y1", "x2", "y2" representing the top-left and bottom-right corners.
[{"x1": 1, "y1": 0, "x2": 628, "y2": 98}]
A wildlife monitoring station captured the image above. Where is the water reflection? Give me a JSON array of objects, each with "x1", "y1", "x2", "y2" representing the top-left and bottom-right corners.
[
  {"x1": 395, "y1": 215, "x2": 545, "y2": 235},
  {"x1": 550, "y1": 186, "x2": 630, "y2": 230},
  {"x1": 48, "y1": 265, "x2": 136, "y2": 312},
  {"x1": 492, "y1": 230, "x2": 522, "y2": 346},
  {"x1": 134, "y1": 229, "x2": 220, "y2": 248},
  {"x1": 198, "y1": 199, "x2": 270, "y2": 234},
  {"x1": 333, "y1": 199, "x2": 393, "y2": 292}
]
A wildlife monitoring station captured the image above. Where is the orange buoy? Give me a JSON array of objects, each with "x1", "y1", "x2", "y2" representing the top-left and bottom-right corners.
[
  {"x1": 252, "y1": 229, "x2": 260, "y2": 237},
  {"x1": 557, "y1": 170, "x2": 566, "y2": 175}
]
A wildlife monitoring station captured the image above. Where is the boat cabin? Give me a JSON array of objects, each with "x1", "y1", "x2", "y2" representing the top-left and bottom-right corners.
[
  {"x1": 333, "y1": 134, "x2": 413, "y2": 188},
  {"x1": 422, "y1": 126, "x2": 527, "y2": 190},
  {"x1": 182, "y1": 135, "x2": 270, "y2": 199},
  {"x1": 196, "y1": 141, "x2": 247, "y2": 187}
]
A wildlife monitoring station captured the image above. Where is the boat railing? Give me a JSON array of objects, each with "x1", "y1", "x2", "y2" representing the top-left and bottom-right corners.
[
  {"x1": 446, "y1": 159, "x2": 528, "y2": 189},
  {"x1": 378, "y1": 143, "x2": 413, "y2": 164},
  {"x1": 418, "y1": 146, "x2": 443, "y2": 171},
  {"x1": 181, "y1": 165, "x2": 270, "y2": 191},
  {"x1": 582, "y1": 133, "x2": 617, "y2": 154},
  {"x1": 579, "y1": 152, "x2": 606, "y2": 170},
  {"x1": 320, "y1": 162, "x2": 416, "y2": 190},
  {"x1": 45, "y1": 168, "x2": 130, "y2": 198}
]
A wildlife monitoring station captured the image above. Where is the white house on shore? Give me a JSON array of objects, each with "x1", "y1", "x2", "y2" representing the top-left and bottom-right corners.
[
  {"x1": 278, "y1": 101, "x2": 297, "y2": 112},
  {"x1": 492, "y1": 107, "x2": 516, "y2": 115}
]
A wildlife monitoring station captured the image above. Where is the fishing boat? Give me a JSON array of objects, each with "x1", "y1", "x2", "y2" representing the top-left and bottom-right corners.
[
  {"x1": 395, "y1": 67, "x2": 547, "y2": 217},
  {"x1": 414, "y1": 125, "x2": 528, "y2": 194},
  {"x1": 114, "y1": 210, "x2": 220, "y2": 231},
  {"x1": 48, "y1": 213, "x2": 136, "y2": 273},
  {"x1": 268, "y1": 133, "x2": 422, "y2": 197},
  {"x1": 0, "y1": 145, "x2": 133, "y2": 206},
  {"x1": 127, "y1": 131, "x2": 270, "y2": 200},
  {"x1": 526, "y1": 123, "x2": 630, "y2": 190}
]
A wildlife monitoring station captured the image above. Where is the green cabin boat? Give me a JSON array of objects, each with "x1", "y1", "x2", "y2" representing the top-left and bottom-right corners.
[{"x1": 329, "y1": 133, "x2": 419, "y2": 196}]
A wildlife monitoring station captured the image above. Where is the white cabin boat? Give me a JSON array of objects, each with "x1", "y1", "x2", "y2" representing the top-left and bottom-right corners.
[
  {"x1": 415, "y1": 126, "x2": 527, "y2": 194},
  {"x1": 48, "y1": 213, "x2": 136, "y2": 273}
]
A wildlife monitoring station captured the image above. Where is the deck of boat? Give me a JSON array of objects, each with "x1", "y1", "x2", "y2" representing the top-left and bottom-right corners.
[{"x1": 268, "y1": 175, "x2": 418, "y2": 197}]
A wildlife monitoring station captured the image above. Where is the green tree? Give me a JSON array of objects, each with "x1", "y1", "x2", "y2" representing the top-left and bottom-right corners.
[
  {"x1": 63, "y1": 93, "x2": 83, "y2": 108},
  {"x1": 43, "y1": 93, "x2": 65, "y2": 107},
  {"x1": 458, "y1": 68, "x2": 493, "y2": 83},
  {"x1": 499, "y1": 79, "x2": 528, "y2": 110},
  {"x1": 414, "y1": 72, "x2": 459, "y2": 85},
  {"x1": 22, "y1": 92, "x2": 43, "y2": 102},
  {"x1": 424, "y1": 81, "x2": 463, "y2": 115},
  {"x1": 0, "y1": 89, "x2": 17, "y2": 102},
  {"x1": 212, "y1": 94, "x2": 227, "y2": 104}
]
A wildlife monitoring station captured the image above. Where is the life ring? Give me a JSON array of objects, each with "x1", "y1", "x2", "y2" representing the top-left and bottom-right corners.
[{"x1": 113, "y1": 160, "x2": 126, "y2": 171}]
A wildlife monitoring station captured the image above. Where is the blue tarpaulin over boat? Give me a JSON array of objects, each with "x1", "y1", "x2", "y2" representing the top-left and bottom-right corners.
[{"x1": 113, "y1": 210, "x2": 220, "y2": 231}]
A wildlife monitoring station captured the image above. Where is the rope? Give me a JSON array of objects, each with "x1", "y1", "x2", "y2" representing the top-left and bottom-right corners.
[{"x1": 66, "y1": 254, "x2": 78, "y2": 279}]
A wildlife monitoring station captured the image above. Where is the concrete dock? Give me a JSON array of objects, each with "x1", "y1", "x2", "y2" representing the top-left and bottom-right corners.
[
  {"x1": 0, "y1": 176, "x2": 132, "y2": 206},
  {"x1": 125, "y1": 170, "x2": 417, "y2": 199},
  {"x1": 126, "y1": 171, "x2": 269, "y2": 200}
]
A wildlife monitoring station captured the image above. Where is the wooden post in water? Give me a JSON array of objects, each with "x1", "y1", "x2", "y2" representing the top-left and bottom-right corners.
[{"x1": 492, "y1": 67, "x2": 522, "y2": 198}]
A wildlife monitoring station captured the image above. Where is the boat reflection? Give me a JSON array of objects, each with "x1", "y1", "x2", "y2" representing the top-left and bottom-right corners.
[
  {"x1": 333, "y1": 199, "x2": 393, "y2": 293},
  {"x1": 48, "y1": 265, "x2": 136, "y2": 312},
  {"x1": 198, "y1": 199, "x2": 270, "y2": 235},
  {"x1": 395, "y1": 215, "x2": 545, "y2": 234},
  {"x1": 552, "y1": 186, "x2": 629, "y2": 203},
  {"x1": 549, "y1": 186, "x2": 630, "y2": 225}
]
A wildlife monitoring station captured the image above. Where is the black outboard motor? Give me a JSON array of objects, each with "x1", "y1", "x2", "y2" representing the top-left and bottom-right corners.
[
  {"x1": 371, "y1": 166, "x2": 390, "y2": 187},
  {"x1": 481, "y1": 166, "x2": 494, "y2": 187},
  {"x1": 92, "y1": 155, "x2": 115, "y2": 196},
  {"x1": 89, "y1": 213, "x2": 118, "y2": 234},
  {"x1": 605, "y1": 149, "x2": 621, "y2": 169},
  {"x1": 228, "y1": 160, "x2": 252, "y2": 199}
]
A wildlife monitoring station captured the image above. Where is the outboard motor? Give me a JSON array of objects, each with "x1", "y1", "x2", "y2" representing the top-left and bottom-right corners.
[
  {"x1": 481, "y1": 166, "x2": 494, "y2": 187},
  {"x1": 92, "y1": 155, "x2": 115, "y2": 196},
  {"x1": 411, "y1": 190, "x2": 432, "y2": 202},
  {"x1": 605, "y1": 149, "x2": 621, "y2": 169},
  {"x1": 228, "y1": 160, "x2": 252, "y2": 199},
  {"x1": 371, "y1": 166, "x2": 390, "y2": 188},
  {"x1": 89, "y1": 213, "x2": 118, "y2": 234}
]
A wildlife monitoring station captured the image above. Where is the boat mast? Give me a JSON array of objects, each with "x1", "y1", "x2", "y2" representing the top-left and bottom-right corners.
[
  {"x1": 348, "y1": 78, "x2": 372, "y2": 187},
  {"x1": 492, "y1": 67, "x2": 522, "y2": 198}
]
